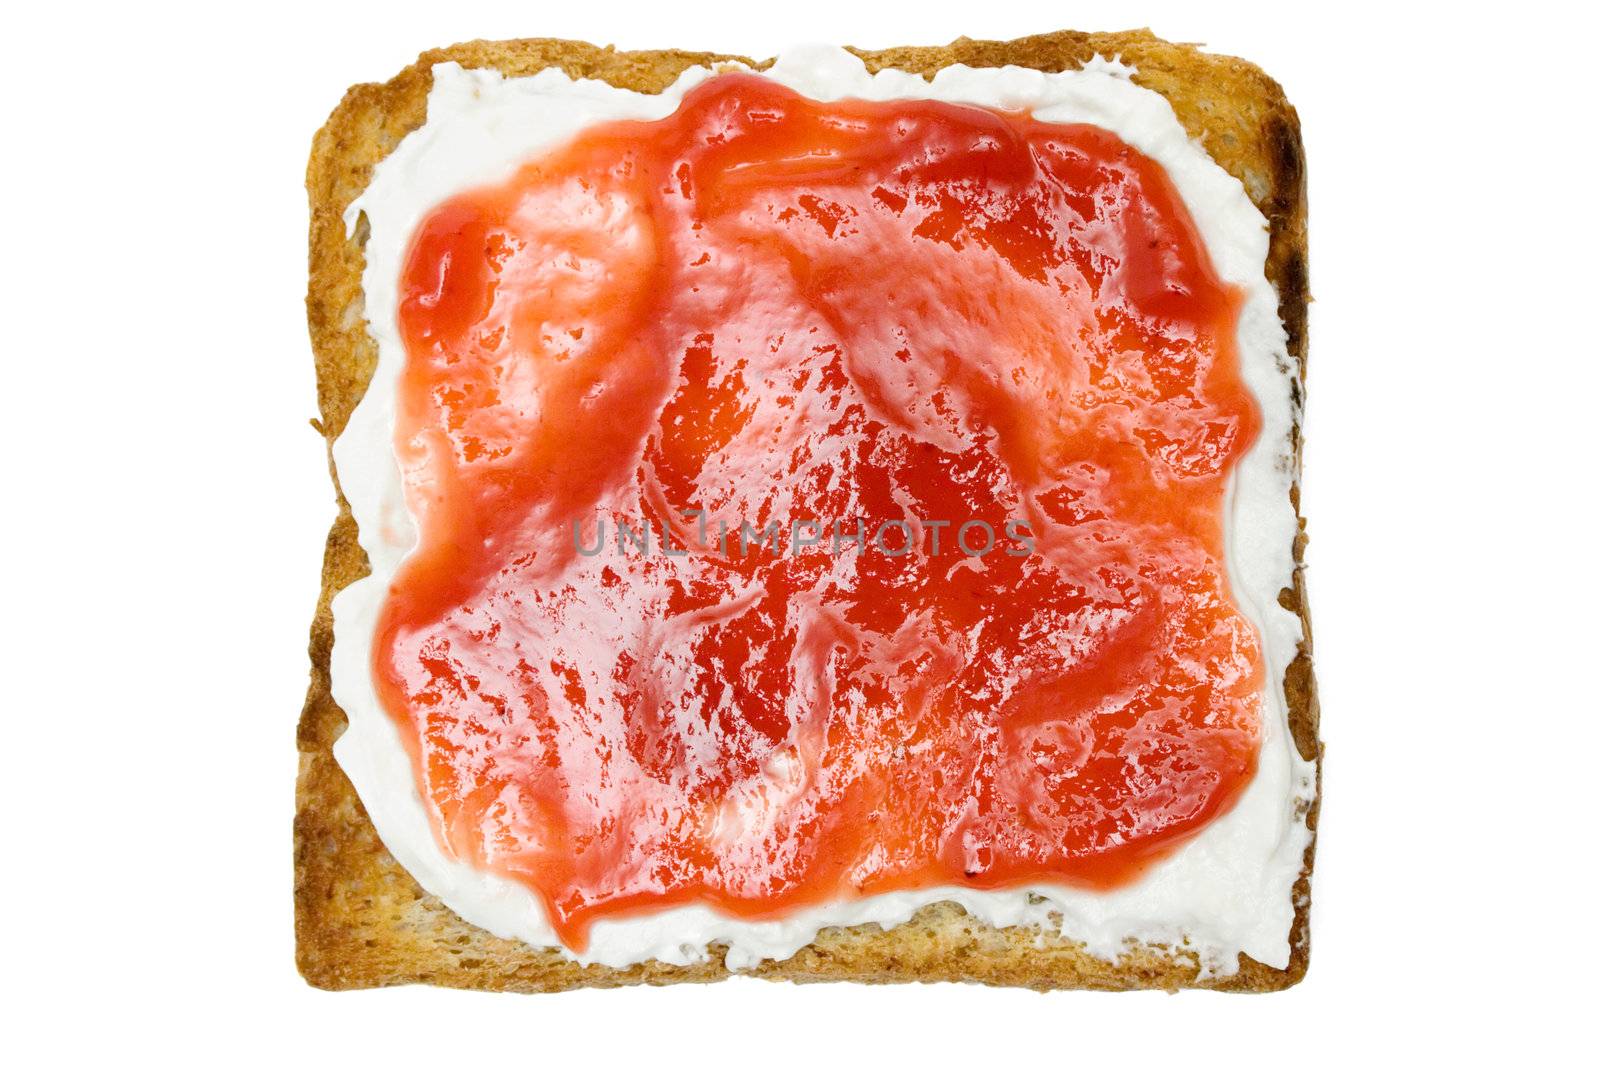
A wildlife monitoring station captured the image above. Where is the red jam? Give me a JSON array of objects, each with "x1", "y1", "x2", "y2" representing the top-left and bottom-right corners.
[{"x1": 380, "y1": 73, "x2": 1264, "y2": 950}]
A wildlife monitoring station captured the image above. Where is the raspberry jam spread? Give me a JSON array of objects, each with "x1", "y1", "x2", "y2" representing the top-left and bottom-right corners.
[{"x1": 378, "y1": 72, "x2": 1265, "y2": 951}]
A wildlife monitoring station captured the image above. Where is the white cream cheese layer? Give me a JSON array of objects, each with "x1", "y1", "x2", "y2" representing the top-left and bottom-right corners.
[{"x1": 331, "y1": 46, "x2": 1315, "y2": 978}]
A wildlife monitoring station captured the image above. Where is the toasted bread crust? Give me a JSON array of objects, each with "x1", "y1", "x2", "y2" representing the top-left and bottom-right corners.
[{"x1": 297, "y1": 29, "x2": 1318, "y2": 993}]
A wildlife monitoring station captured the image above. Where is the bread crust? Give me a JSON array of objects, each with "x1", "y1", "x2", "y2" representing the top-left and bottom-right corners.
[{"x1": 297, "y1": 28, "x2": 1319, "y2": 993}]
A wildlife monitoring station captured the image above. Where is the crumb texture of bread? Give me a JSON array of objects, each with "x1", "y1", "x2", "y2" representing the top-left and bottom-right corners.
[{"x1": 298, "y1": 29, "x2": 1317, "y2": 993}]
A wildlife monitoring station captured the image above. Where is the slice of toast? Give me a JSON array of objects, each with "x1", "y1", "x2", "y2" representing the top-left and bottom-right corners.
[{"x1": 297, "y1": 28, "x2": 1319, "y2": 993}]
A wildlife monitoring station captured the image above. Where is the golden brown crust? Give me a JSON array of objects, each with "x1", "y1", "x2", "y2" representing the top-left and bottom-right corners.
[{"x1": 297, "y1": 28, "x2": 1318, "y2": 993}]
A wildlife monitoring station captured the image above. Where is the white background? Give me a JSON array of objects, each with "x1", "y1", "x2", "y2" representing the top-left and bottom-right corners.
[{"x1": 6, "y1": 0, "x2": 1595, "y2": 1060}]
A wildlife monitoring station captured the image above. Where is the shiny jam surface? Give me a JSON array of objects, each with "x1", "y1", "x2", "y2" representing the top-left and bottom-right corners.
[{"x1": 382, "y1": 73, "x2": 1265, "y2": 950}]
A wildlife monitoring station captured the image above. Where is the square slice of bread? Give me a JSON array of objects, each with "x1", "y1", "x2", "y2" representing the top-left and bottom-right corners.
[{"x1": 297, "y1": 28, "x2": 1320, "y2": 993}]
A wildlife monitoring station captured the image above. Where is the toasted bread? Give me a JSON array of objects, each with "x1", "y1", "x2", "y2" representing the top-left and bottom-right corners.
[{"x1": 297, "y1": 28, "x2": 1318, "y2": 993}]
